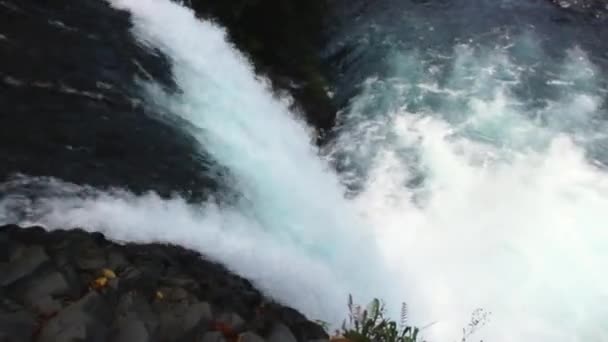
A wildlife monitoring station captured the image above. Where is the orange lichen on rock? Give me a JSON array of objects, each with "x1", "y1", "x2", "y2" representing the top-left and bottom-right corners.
[
  {"x1": 90, "y1": 276, "x2": 108, "y2": 290},
  {"x1": 101, "y1": 268, "x2": 116, "y2": 279},
  {"x1": 210, "y1": 321, "x2": 238, "y2": 340}
]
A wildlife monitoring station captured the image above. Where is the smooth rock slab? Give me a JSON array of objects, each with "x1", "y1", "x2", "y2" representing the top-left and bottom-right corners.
[
  {"x1": 0, "y1": 245, "x2": 49, "y2": 286},
  {"x1": 23, "y1": 270, "x2": 71, "y2": 300},
  {"x1": 37, "y1": 292, "x2": 111, "y2": 342}
]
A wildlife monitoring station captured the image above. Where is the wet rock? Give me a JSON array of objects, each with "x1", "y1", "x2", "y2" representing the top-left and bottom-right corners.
[
  {"x1": 239, "y1": 331, "x2": 266, "y2": 342},
  {"x1": 159, "y1": 276, "x2": 199, "y2": 289},
  {"x1": 107, "y1": 249, "x2": 129, "y2": 270},
  {"x1": 110, "y1": 315, "x2": 150, "y2": 342},
  {"x1": 115, "y1": 291, "x2": 159, "y2": 334},
  {"x1": 156, "y1": 301, "x2": 213, "y2": 340},
  {"x1": 267, "y1": 323, "x2": 298, "y2": 342},
  {"x1": 189, "y1": 302, "x2": 214, "y2": 324},
  {"x1": 188, "y1": 0, "x2": 336, "y2": 135},
  {"x1": 216, "y1": 311, "x2": 246, "y2": 332},
  {"x1": 119, "y1": 266, "x2": 145, "y2": 287},
  {"x1": 74, "y1": 244, "x2": 107, "y2": 271},
  {"x1": 37, "y1": 292, "x2": 111, "y2": 342},
  {"x1": 1, "y1": 225, "x2": 331, "y2": 342},
  {"x1": 22, "y1": 270, "x2": 71, "y2": 300},
  {"x1": 158, "y1": 286, "x2": 191, "y2": 303},
  {"x1": 0, "y1": 245, "x2": 49, "y2": 286},
  {"x1": 198, "y1": 331, "x2": 227, "y2": 342},
  {"x1": 291, "y1": 320, "x2": 331, "y2": 341},
  {"x1": 0, "y1": 310, "x2": 36, "y2": 341},
  {"x1": 262, "y1": 305, "x2": 328, "y2": 340},
  {"x1": 28, "y1": 295, "x2": 62, "y2": 316}
]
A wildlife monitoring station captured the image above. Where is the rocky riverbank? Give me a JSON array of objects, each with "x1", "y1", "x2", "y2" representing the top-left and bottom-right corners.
[{"x1": 0, "y1": 224, "x2": 329, "y2": 342}]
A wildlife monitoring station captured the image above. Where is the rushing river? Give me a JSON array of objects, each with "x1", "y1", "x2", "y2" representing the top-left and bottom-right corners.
[{"x1": 1, "y1": 0, "x2": 608, "y2": 341}]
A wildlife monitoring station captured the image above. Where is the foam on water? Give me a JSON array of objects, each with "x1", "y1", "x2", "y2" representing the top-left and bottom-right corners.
[
  {"x1": 0, "y1": 176, "x2": 354, "y2": 322},
  {"x1": 329, "y1": 38, "x2": 608, "y2": 341},
  {"x1": 0, "y1": 0, "x2": 396, "y2": 326}
]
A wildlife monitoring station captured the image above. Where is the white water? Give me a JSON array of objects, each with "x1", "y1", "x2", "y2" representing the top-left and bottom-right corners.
[
  {"x1": 0, "y1": 0, "x2": 397, "y2": 326},
  {"x1": 1, "y1": 0, "x2": 608, "y2": 341},
  {"x1": 330, "y1": 41, "x2": 608, "y2": 341}
]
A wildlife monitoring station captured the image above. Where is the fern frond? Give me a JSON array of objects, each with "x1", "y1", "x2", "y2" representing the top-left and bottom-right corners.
[{"x1": 400, "y1": 302, "x2": 408, "y2": 329}]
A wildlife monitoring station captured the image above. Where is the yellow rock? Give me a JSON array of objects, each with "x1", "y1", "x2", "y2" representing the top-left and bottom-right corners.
[
  {"x1": 101, "y1": 268, "x2": 116, "y2": 279},
  {"x1": 155, "y1": 290, "x2": 164, "y2": 300},
  {"x1": 91, "y1": 276, "x2": 108, "y2": 290}
]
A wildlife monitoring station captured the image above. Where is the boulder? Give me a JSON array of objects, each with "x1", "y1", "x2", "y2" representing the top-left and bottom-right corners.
[
  {"x1": 215, "y1": 310, "x2": 246, "y2": 332},
  {"x1": 0, "y1": 310, "x2": 37, "y2": 342},
  {"x1": 239, "y1": 331, "x2": 266, "y2": 342},
  {"x1": 110, "y1": 315, "x2": 150, "y2": 342},
  {"x1": 115, "y1": 291, "x2": 159, "y2": 334},
  {"x1": 198, "y1": 331, "x2": 227, "y2": 342},
  {"x1": 0, "y1": 245, "x2": 49, "y2": 286},
  {"x1": 0, "y1": 225, "x2": 333, "y2": 342},
  {"x1": 37, "y1": 292, "x2": 111, "y2": 342},
  {"x1": 22, "y1": 270, "x2": 72, "y2": 300},
  {"x1": 267, "y1": 323, "x2": 298, "y2": 342},
  {"x1": 156, "y1": 301, "x2": 214, "y2": 340}
]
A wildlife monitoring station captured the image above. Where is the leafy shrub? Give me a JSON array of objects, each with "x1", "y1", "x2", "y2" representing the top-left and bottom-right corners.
[
  {"x1": 336, "y1": 295, "x2": 491, "y2": 342},
  {"x1": 339, "y1": 295, "x2": 420, "y2": 342}
]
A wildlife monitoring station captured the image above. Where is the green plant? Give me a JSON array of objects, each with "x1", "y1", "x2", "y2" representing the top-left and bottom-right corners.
[
  {"x1": 340, "y1": 295, "x2": 421, "y2": 342},
  {"x1": 314, "y1": 319, "x2": 331, "y2": 332}
]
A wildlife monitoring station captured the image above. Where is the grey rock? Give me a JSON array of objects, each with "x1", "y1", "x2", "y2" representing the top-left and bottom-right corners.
[
  {"x1": 0, "y1": 311, "x2": 36, "y2": 342},
  {"x1": 37, "y1": 292, "x2": 110, "y2": 342},
  {"x1": 216, "y1": 311, "x2": 245, "y2": 332},
  {"x1": 157, "y1": 301, "x2": 213, "y2": 339},
  {"x1": 75, "y1": 248, "x2": 106, "y2": 271},
  {"x1": 20, "y1": 270, "x2": 72, "y2": 315},
  {"x1": 161, "y1": 277, "x2": 198, "y2": 288},
  {"x1": 239, "y1": 331, "x2": 266, "y2": 342},
  {"x1": 0, "y1": 296, "x2": 22, "y2": 312},
  {"x1": 187, "y1": 302, "x2": 214, "y2": 326},
  {"x1": 0, "y1": 245, "x2": 49, "y2": 286},
  {"x1": 23, "y1": 270, "x2": 71, "y2": 300},
  {"x1": 107, "y1": 250, "x2": 129, "y2": 270},
  {"x1": 120, "y1": 266, "x2": 144, "y2": 284},
  {"x1": 198, "y1": 331, "x2": 227, "y2": 342},
  {"x1": 111, "y1": 315, "x2": 150, "y2": 342},
  {"x1": 28, "y1": 295, "x2": 62, "y2": 316},
  {"x1": 108, "y1": 277, "x2": 120, "y2": 290},
  {"x1": 267, "y1": 323, "x2": 297, "y2": 342},
  {"x1": 161, "y1": 286, "x2": 191, "y2": 302},
  {"x1": 156, "y1": 302, "x2": 188, "y2": 339},
  {"x1": 116, "y1": 291, "x2": 159, "y2": 333}
]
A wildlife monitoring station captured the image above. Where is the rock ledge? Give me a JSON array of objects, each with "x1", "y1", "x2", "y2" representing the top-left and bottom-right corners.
[{"x1": 0, "y1": 224, "x2": 329, "y2": 342}]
